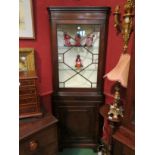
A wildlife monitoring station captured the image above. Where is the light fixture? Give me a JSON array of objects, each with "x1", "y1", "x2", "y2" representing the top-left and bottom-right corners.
[{"x1": 114, "y1": 0, "x2": 134, "y2": 53}]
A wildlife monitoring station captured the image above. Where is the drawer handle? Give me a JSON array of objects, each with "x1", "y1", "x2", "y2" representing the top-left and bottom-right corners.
[{"x1": 29, "y1": 140, "x2": 38, "y2": 151}]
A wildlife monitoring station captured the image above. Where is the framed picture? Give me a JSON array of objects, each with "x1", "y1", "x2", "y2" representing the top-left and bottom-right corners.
[
  {"x1": 19, "y1": 48, "x2": 35, "y2": 72},
  {"x1": 19, "y1": 0, "x2": 35, "y2": 39}
]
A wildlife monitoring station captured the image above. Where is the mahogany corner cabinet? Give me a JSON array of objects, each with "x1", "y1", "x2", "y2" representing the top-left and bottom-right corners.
[{"x1": 48, "y1": 7, "x2": 110, "y2": 151}]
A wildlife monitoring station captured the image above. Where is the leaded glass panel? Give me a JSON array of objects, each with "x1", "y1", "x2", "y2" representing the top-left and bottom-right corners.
[{"x1": 57, "y1": 24, "x2": 100, "y2": 88}]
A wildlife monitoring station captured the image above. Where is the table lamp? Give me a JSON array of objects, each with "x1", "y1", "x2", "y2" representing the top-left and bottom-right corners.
[{"x1": 104, "y1": 53, "x2": 130, "y2": 121}]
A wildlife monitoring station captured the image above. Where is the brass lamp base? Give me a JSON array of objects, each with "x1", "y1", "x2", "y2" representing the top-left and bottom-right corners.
[{"x1": 108, "y1": 82, "x2": 123, "y2": 121}]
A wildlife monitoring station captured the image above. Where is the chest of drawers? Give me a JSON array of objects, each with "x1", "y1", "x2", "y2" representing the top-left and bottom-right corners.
[
  {"x1": 20, "y1": 114, "x2": 58, "y2": 155},
  {"x1": 19, "y1": 71, "x2": 42, "y2": 118}
]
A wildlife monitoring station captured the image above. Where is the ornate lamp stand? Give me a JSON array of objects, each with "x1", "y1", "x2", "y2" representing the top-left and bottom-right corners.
[{"x1": 102, "y1": 0, "x2": 134, "y2": 155}]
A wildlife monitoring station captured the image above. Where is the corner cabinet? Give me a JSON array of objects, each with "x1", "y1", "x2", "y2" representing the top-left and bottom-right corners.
[{"x1": 48, "y1": 7, "x2": 110, "y2": 151}]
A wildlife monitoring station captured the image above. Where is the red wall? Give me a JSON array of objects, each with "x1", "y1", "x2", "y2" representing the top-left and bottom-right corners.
[{"x1": 19, "y1": 0, "x2": 134, "y2": 112}]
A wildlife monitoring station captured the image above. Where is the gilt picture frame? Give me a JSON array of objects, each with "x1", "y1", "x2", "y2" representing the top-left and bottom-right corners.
[
  {"x1": 19, "y1": 0, "x2": 35, "y2": 39},
  {"x1": 19, "y1": 48, "x2": 35, "y2": 72}
]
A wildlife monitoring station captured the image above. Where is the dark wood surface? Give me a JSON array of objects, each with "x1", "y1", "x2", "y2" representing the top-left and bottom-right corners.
[
  {"x1": 112, "y1": 137, "x2": 134, "y2": 155},
  {"x1": 112, "y1": 126, "x2": 134, "y2": 151},
  {"x1": 20, "y1": 114, "x2": 58, "y2": 155},
  {"x1": 53, "y1": 95, "x2": 103, "y2": 150},
  {"x1": 19, "y1": 71, "x2": 37, "y2": 79},
  {"x1": 123, "y1": 43, "x2": 135, "y2": 131},
  {"x1": 20, "y1": 114, "x2": 58, "y2": 140},
  {"x1": 19, "y1": 71, "x2": 42, "y2": 119},
  {"x1": 48, "y1": 7, "x2": 110, "y2": 151}
]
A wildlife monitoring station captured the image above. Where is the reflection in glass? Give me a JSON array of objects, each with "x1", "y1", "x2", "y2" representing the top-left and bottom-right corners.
[
  {"x1": 19, "y1": 54, "x2": 27, "y2": 71},
  {"x1": 93, "y1": 55, "x2": 98, "y2": 63},
  {"x1": 58, "y1": 54, "x2": 63, "y2": 63}
]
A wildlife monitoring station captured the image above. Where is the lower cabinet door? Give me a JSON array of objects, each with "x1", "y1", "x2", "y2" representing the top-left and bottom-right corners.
[{"x1": 55, "y1": 100, "x2": 100, "y2": 149}]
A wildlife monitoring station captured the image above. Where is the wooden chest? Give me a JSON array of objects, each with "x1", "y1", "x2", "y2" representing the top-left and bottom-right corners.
[
  {"x1": 20, "y1": 114, "x2": 58, "y2": 155},
  {"x1": 19, "y1": 71, "x2": 42, "y2": 118}
]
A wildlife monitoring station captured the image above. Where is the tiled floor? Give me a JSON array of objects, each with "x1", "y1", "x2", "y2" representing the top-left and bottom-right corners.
[{"x1": 58, "y1": 148, "x2": 97, "y2": 155}]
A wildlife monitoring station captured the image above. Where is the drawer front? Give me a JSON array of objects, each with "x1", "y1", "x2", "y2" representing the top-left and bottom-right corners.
[
  {"x1": 42, "y1": 142, "x2": 58, "y2": 155},
  {"x1": 20, "y1": 79, "x2": 36, "y2": 86},
  {"x1": 20, "y1": 125, "x2": 58, "y2": 155},
  {"x1": 20, "y1": 141, "x2": 58, "y2": 155},
  {"x1": 19, "y1": 96, "x2": 38, "y2": 104},
  {"x1": 20, "y1": 87, "x2": 37, "y2": 95},
  {"x1": 20, "y1": 104, "x2": 38, "y2": 115}
]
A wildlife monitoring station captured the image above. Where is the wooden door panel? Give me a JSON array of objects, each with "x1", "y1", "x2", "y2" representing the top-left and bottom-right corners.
[{"x1": 57, "y1": 105, "x2": 98, "y2": 143}]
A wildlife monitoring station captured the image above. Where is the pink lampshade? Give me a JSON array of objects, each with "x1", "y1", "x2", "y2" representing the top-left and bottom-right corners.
[{"x1": 104, "y1": 53, "x2": 131, "y2": 88}]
